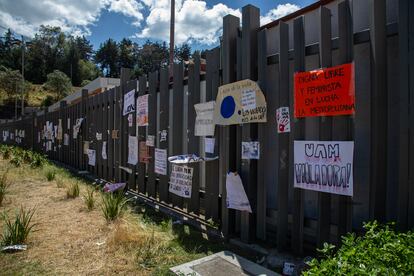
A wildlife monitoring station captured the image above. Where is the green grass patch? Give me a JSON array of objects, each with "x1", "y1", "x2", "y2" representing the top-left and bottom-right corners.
[{"x1": 1, "y1": 206, "x2": 37, "y2": 246}]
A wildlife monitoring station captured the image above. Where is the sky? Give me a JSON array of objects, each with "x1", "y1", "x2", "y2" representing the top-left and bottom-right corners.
[{"x1": 0, "y1": 0, "x2": 316, "y2": 51}]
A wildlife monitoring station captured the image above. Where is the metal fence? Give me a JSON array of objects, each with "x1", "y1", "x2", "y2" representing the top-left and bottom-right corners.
[{"x1": 1, "y1": 0, "x2": 412, "y2": 256}]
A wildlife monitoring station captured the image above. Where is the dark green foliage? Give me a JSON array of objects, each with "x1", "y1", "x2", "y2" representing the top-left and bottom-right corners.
[
  {"x1": 45, "y1": 170, "x2": 56, "y2": 181},
  {"x1": 304, "y1": 221, "x2": 414, "y2": 275},
  {"x1": 1, "y1": 206, "x2": 37, "y2": 246},
  {"x1": 83, "y1": 188, "x2": 95, "y2": 211},
  {"x1": 101, "y1": 192, "x2": 129, "y2": 222},
  {"x1": 43, "y1": 70, "x2": 72, "y2": 100},
  {"x1": 0, "y1": 170, "x2": 10, "y2": 206}
]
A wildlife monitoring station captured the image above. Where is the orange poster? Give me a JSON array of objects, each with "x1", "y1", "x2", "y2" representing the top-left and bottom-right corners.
[{"x1": 294, "y1": 62, "x2": 355, "y2": 118}]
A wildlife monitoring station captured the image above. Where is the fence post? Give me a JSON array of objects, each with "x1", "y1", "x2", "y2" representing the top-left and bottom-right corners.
[
  {"x1": 137, "y1": 75, "x2": 147, "y2": 193},
  {"x1": 80, "y1": 89, "x2": 88, "y2": 170}
]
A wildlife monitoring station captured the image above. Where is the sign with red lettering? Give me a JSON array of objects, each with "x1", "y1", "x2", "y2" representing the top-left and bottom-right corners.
[{"x1": 294, "y1": 62, "x2": 355, "y2": 118}]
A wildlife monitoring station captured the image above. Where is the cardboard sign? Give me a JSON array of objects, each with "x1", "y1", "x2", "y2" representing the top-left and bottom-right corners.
[
  {"x1": 111, "y1": 130, "x2": 119, "y2": 139},
  {"x1": 154, "y1": 148, "x2": 167, "y2": 175},
  {"x1": 127, "y1": 135, "x2": 138, "y2": 165},
  {"x1": 137, "y1": 94, "x2": 149, "y2": 126},
  {"x1": 226, "y1": 172, "x2": 252, "y2": 213},
  {"x1": 294, "y1": 62, "x2": 355, "y2": 118},
  {"x1": 169, "y1": 165, "x2": 193, "y2": 198},
  {"x1": 294, "y1": 140, "x2": 354, "y2": 196},
  {"x1": 276, "y1": 107, "x2": 291, "y2": 133},
  {"x1": 123, "y1": 89, "x2": 136, "y2": 115},
  {"x1": 194, "y1": 101, "x2": 215, "y2": 136},
  {"x1": 241, "y1": 141, "x2": 260, "y2": 159},
  {"x1": 214, "y1": 79, "x2": 267, "y2": 125},
  {"x1": 139, "y1": 141, "x2": 150, "y2": 163}
]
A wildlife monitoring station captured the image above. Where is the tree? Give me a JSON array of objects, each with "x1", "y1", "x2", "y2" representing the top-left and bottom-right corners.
[
  {"x1": 94, "y1": 38, "x2": 119, "y2": 77},
  {"x1": 78, "y1": 60, "x2": 100, "y2": 83},
  {"x1": 75, "y1": 36, "x2": 93, "y2": 61},
  {"x1": 118, "y1": 38, "x2": 137, "y2": 69},
  {"x1": 175, "y1": 43, "x2": 191, "y2": 62},
  {"x1": 0, "y1": 66, "x2": 23, "y2": 98},
  {"x1": 43, "y1": 70, "x2": 72, "y2": 100}
]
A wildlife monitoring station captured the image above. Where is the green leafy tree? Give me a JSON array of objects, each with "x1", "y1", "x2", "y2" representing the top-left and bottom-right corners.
[
  {"x1": 78, "y1": 60, "x2": 100, "y2": 83},
  {"x1": 0, "y1": 66, "x2": 23, "y2": 98},
  {"x1": 44, "y1": 70, "x2": 72, "y2": 100},
  {"x1": 94, "y1": 38, "x2": 119, "y2": 77},
  {"x1": 175, "y1": 43, "x2": 191, "y2": 62}
]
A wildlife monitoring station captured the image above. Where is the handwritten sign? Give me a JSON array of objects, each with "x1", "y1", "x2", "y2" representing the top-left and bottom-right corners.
[
  {"x1": 137, "y1": 94, "x2": 149, "y2": 126},
  {"x1": 123, "y1": 89, "x2": 136, "y2": 115},
  {"x1": 194, "y1": 101, "x2": 215, "y2": 136},
  {"x1": 169, "y1": 165, "x2": 193, "y2": 198},
  {"x1": 214, "y1": 79, "x2": 267, "y2": 125},
  {"x1": 276, "y1": 107, "x2": 291, "y2": 133},
  {"x1": 155, "y1": 148, "x2": 167, "y2": 175},
  {"x1": 226, "y1": 172, "x2": 252, "y2": 213},
  {"x1": 294, "y1": 62, "x2": 355, "y2": 118},
  {"x1": 87, "y1": 149, "x2": 96, "y2": 166},
  {"x1": 127, "y1": 135, "x2": 138, "y2": 165},
  {"x1": 294, "y1": 140, "x2": 354, "y2": 196}
]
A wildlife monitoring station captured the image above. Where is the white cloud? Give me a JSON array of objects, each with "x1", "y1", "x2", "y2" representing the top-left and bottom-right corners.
[
  {"x1": 261, "y1": 3, "x2": 300, "y2": 25},
  {"x1": 137, "y1": 0, "x2": 241, "y2": 46},
  {"x1": 107, "y1": 0, "x2": 144, "y2": 27}
]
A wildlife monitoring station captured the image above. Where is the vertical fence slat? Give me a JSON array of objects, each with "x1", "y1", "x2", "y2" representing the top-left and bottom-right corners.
[
  {"x1": 147, "y1": 71, "x2": 158, "y2": 198},
  {"x1": 138, "y1": 76, "x2": 147, "y2": 193}
]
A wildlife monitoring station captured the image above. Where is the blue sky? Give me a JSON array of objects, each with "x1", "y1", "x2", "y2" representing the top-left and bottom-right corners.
[{"x1": 0, "y1": 0, "x2": 316, "y2": 51}]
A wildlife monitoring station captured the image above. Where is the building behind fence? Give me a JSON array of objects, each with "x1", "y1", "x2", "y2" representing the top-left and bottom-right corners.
[{"x1": 1, "y1": 0, "x2": 412, "y2": 255}]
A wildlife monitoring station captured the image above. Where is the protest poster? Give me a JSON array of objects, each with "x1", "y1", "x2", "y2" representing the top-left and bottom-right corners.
[
  {"x1": 137, "y1": 94, "x2": 149, "y2": 126},
  {"x1": 146, "y1": 135, "x2": 155, "y2": 147},
  {"x1": 214, "y1": 79, "x2": 267, "y2": 125},
  {"x1": 294, "y1": 62, "x2": 355, "y2": 118},
  {"x1": 73, "y1": 118, "x2": 83, "y2": 139},
  {"x1": 159, "y1": 129, "x2": 167, "y2": 142},
  {"x1": 276, "y1": 107, "x2": 291, "y2": 133},
  {"x1": 194, "y1": 101, "x2": 215, "y2": 136},
  {"x1": 139, "y1": 141, "x2": 150, "y2": 163},
  {"x1": 241, "y1": 141, "x2": 260, "y2": 159},
  {"x1": 168, "y1": 154, "x2": 218, "y2": 164},
  {"x1": 87, "y1": 149, "x2": 96, "y2": 166},
  {"x1": 294, "y1": 140, "x2": 354, "y2": 196},
  {"x1": 111, "y1": 129, "x2": 119, "y2": 139},
  {"x1": 128, "y1": 113, "x2": 133, "y2": 127},
  {"x1": 154, "y1": 148, "x2": 167, "y2": 175},
  {"x1": 226, "y1": 172, "x2": 252, "y2": 212},
  {"x1": 169, "y1": 165, "x2": 193, "y2": 198},
  {"x1": 123, "y1": 89, "x2": 136, "y2": 115},
  {"x1": 96, "y1": 132, "x2": 102, "y2": 141},
  {"x1": 83, "y1": 141, "x2": 90, "y2": 154},
  {"x1": 57, "y1": 119, "x2": 63, "y2": 140},
  {"x1": 67, "y1": 118, "x2": 70, "y2": 130},
  {"x1": 64, "y1": 134, "x2": 69, "y2": 146},
  {"x1": 204, "y1": 138, "x2": 215, "y2": 154},
  {"x1": 102, "y1": 141, "x2": 107, "y2": 160},
  {"x1": 127, "y1": 135, "x2": 138, "y2": 165}
]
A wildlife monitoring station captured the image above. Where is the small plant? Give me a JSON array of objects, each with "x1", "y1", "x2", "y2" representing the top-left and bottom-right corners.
[
  {"x1": 56, "y1": 179, "x2": 65, "y2": 188},
  {"x1": 1, "y1": 206, "x2": 37, "y2": 246},
  {"x1": 101, "y1": 192, "x2": 130, "y2": 222},
  {"x1": 83, "y1": 188, "x2": 95, "y2": 211},
  {"x1": 66, "y1": 182, "x2": 80, "y2": 199},
  {"x1": 30, "y1": 153, "x2": 47, "y2": 168},
  {"x1": 0, "y1": 170, "x2": 10, "y2": 206},
  {"x1": 45, "y1": 170, "x2": 56, "y2": 181},
  {"x1": 10, "y1": 155, "x2": 23, "y2": 167},
  {"x1": 2, "y1": 147, "x2": 12, "y2": 159}
]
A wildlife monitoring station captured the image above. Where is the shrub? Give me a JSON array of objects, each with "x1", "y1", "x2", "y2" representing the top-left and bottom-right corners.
[
  {"x1": 83, "y1": 188, "x2": 95, "y2": 211},
  {"x1": 30, "y1": 153, "x2": 47, "y2": 168},
  {"x1": 66, "y1": 182, "x2": 80, "y2": 199},
  {"x1": 101, "y1": 192, "x2": 129, "y2": 222},
  {"x1": 0, "y1": 170, "x2": 10, "y2": 206},
  {"x1": 10, "y1": 155, "x2": 23, "y2": 167},
  {"x1": 1, "y1": 206, "x2": 37, "y2": 246},
  {"x1": 45, "y1": 170, "x2": 56, "y2": 181},
  {"x1": 2, "y1": 146, "x2": 12, "y2": 159},
  {"x1": 304, "y1": 221, "x2": 414, "y2": 275}
]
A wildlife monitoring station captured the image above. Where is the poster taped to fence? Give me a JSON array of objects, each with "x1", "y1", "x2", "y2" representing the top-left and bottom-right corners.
[
  {"x1": 127, "y1": 135, "x2": 138, "y2": 165},
  {"x1": 83, "y1": 141, "x2": 90, "y2": 154},
  {"x1": 205, "y1": 138, "x2": 215, "y2": 154},
  {"x1": 146, "y1": 135, "x2": 155, "y2": 147},
  {"x1": 67, "y1": 118, "x2": 70, "y2": 130},
  {"x1": 73, "y1": 118, "x2": 83, "y2": 139},
  {"x1": 154, "y1": 148, "x2": 167, "y2": 175},
  {"x1": 294, "y1": 62, "x2": 355, "y2": 118},
  {"x1": 87, "y1": 149, "x2": 96, "y2": 166},
  {"x1": 276, "y1": 107, "x2": 291, "y2": 133},
  {"x1": 241, "y1": 141, "x2": 260, "y2": 159},
  {"x1": 123, "y1": 89, "x2": 136, "y2": 116},
  {"x1": 102, "y1": 141, "x2": 107, "y2": 160},
  {"x1": 169, "y1": 165, "x2": 193, "y2": 198},
  {"x1": 96, "y1": 132, "x2": 102, "y2": 141},
  {"x1": 226, "y1": 172, "x2": 252, "y2": 213},
  {"x1": 64, "y1": 133, "x2": 69, "y2": 146},
  {"x1": 137, "y1": 94, "x2": 149, "y2": 126},
  {"x1": 294, "y1": 140, "x2": 354, "y2": 196},
  {"x1": 194, "y1": 101, "x2": 215, "y2": 136},
  {"x1": 139, "y1": 141, "x2": 150, "y2": 163},
  {"x1": 214, "y1": 79, "x2": 267, "y2": 125},
  {"x1": 57, "y1": 119, "x2": 63, "y2": 140}
]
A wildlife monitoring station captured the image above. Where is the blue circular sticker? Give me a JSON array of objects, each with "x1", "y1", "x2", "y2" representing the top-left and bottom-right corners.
[{"x1": 221, "y1": 96, "x2": 236, "y2": 118}]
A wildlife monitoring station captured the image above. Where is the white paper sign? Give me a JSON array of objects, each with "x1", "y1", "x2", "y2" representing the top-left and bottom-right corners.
[
  {"x1": 137, "y1": 94, "x2": 149, "y2": 126},
  {"x1": 205, "y1": 138, "x2": 215, "y2": 154},
  {"x1": 159, "y1": 129, "x2": 167, "y2": 143},
  {"x1": 96, "y1": 133, "x2": 102, "y2": 140},
  {"x1": 64, "y1": 133, "x2": 69, "y2": 146},
  {"x1": 128, "y1": 113, "x2": 133, "y2": 127},
  {"x1": 241, "y1": 89, "x2": 256, "y2": 110},
  {"x1": 294, "y1": 140, "x2": 354, "y2": 196},
  {"x1": 241, "y1": 141, "x2": 260, "y2": 159},
  {"x1": 123, "y1": 89, "x2": 136, "y2": 115},
  {"x1": 102, "y1": 141, "x2": 107, "y2": 160},
  {"x1": 226, "y1": 172, "x2": 252, "y2": 213},
  {"x1": 194, "y1": 101, "x2": 215, "y2": 136},
  {"x1": 169, "y1": 165, "x2": 193, "y2": 198},
  {"x1": 127, "y1": 135, "x2": 138, "y2": 165},
  {"x1": 146, "y1": 135, "x2": 155, "y2": 147},
  {"x1": 73, "y1": 118, "x2": 83, "y2": 139},
  {"x1": 67, "y1": 118, "x2": 70, "y2": 130},
  {"x1": 154, "y1": 148, "x2": 167, "y2": 175},
  {"x1": 276, "y1": 107, "x2": 291, "y2": 133},
  {"x1": 87, "y1": 149, "x2": 96, "y2": 166}
]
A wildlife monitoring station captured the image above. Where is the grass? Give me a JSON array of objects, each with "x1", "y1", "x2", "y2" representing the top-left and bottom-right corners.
[
  {"x1": 1, "y1": 206, "x2": 37, "y2": 246},
  {"x1": 83, "y1": 188, "x2": 95, "y2": 211},
  {"x1": 45, "y1": 170, "x2": 56, "y2": 181},
  {"x1": 66, "y1": 182, "x2": 80, "y2": 199},
  {"x1": 0, "y1": 170, "x2": 10, "y2": 206},
  {"x1": 101, "y1": 192, "x2": 129, "y2": 222}
]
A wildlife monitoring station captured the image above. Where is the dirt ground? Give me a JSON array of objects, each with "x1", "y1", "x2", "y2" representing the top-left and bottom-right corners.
[{"x1": 0, "y1": 158, "x2": 223, "y2": 275}]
